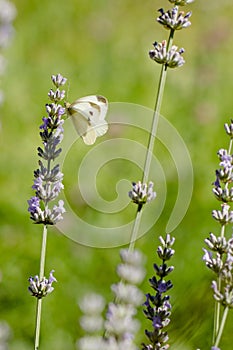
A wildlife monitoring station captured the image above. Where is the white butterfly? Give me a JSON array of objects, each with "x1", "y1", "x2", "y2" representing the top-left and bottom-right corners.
[{"x1": 65, "y1": 95, "x2": 108, "y2": 145}]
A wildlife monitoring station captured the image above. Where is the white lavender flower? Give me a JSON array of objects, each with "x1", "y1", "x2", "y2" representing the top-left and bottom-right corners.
[
  {"x1": 111, "y1": 282, "x2": 144, "y2": 306},
  {"x1": 149, "y1": 40, "x2": 185, "y2": 68},
  {"x1": 120, "y1": 248, "x2": 145, "y2": 266},
  {"x1": 105, "y1": 303, "x2": 140, "y2": 337},
  {"x1": 157, "y1": 7, "x2": 192, "y2": 31},
  {"x1": 203, "y1": 249, "x2": 223, "y2": 274},
  {"x1": 224, "y1": 120, "x2": 233, "y2": 138},
  {"x1": 204, "y1": 233, "x2": 228, "y2": 253},
  {"x1": 212, "y1": 204, "x2": 233, "y2": 225},
  {"x1": 212, "y1": 281, "x2": 233, "y2": 308},
  {"x1": 80, "y1": 315, "x2": 104, "y2": 333},
  {"x1": 106, "y1": 337, "x2": 138, "y2": 350},
  {"x1": 213, "y1": 186, "x2": 233, "y2": 203},
  {"x1": 117, "y1": 263, "x2": 145, "y2": 285},
  {"x1": 28, "y1": 270, "x2": 57, "y2": 299},
  {"x1": 203, "y1": 119, "x2": 233, "y2": 348},
  {"x1": 117, "y1": 249, "x2": 146, "y2": 285},
  {"x1": 169, "y1": 0, "x2": 194, "y2": 5},
  {"x1": 77, "y1": 335, "x2": 105, "y2": 350},
  {"x1": 100, "y1": 249, "x2": 146, "y2": 349},
  {"x1": 79, "y1": 293, "x2": 105, "y2": 315},
  {"x1": 128, "y1": 180, "x2": 156, "y2": 211},
  {"x1": 78, "y1": 293, "x2": 106, "y2": 348}
]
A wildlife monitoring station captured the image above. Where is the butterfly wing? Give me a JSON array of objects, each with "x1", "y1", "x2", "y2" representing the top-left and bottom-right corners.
[
  {"x1": 81, "y1": 96, "x2": 108, "y2": 137},
  {"x1": 66, "y1": 95, "x2": 108, "y2": 145},
  {"x1": 82, "y1": 127, "x2": 97, "y2": 145}
]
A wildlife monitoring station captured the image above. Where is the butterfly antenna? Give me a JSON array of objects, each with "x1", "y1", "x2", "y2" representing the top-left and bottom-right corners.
[{"x1": 66, "y1": 80, "x2": 70, "y2": 101}]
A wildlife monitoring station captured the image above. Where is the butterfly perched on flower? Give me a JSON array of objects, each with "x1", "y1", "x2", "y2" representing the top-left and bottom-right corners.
[{"x1": 65, "y1": 95, "x2": 108, "y2": 145}]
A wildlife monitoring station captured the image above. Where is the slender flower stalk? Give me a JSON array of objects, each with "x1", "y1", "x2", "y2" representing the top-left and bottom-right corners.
[
  {"x1": 203, "y1": 119, "x2": 233, "y2": 349},
  {"x1": 27, "y1": 73, "x2": 67, "y2": 350},
  {"x1": 128, "y1": 1, "x2": 193, "y2": 250},
  {"x1": 76, "y1": 2, "x2": 193, "y2": 349}
]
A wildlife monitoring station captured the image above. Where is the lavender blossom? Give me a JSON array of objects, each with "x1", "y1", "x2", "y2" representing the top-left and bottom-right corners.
[
  {"x1": 168, "y1": 0, "x2": 194, "y2": 5},
  {"x1": 104, "y1": 249, "x2": 145, "y2": 349},
  {"x1": 128, "y1": 181, "x2": 156, "y2": 212},
  {"x1": 142, "y1": 234, "x2": 175, "y2": 350},
  {"x1": 203, "y1": 119, "x2": 233, "y2": 348},
  {"x1": 157, "y1": 7, "x2": 192, "y2": 31},
  {"x1": 27, "y1": 74, "x2": 67, "y2": 225},
  {"x1": 78, "y1": 293, "x2": 106, "y2": 350},
  {"x1": 149, "y1": 40, "x2": 185, "y2": 68},
  {"x1": 28, "y1": 270, "x2": 57, "y2": 299}
]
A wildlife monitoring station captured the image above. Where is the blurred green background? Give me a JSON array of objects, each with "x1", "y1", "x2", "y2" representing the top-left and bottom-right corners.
[{"x1": 1, "y1": 0, "x2": 233, "y2": 349}]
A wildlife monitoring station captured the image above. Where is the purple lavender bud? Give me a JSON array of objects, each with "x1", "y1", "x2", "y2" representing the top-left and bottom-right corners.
[
  {"x1": 51, "y1": 73, "x2": 67, "y2": 87},
  {"x1": 40, "y1": 117, "x2": 51, "y2": 130},
  {"x1": 28, "y1": 196, "x2": 40, "y2": 215},
  {"x1": 152, "y1": 315, "x2": 163, "y2": 329},
  {"x1": 48, "y1": 88, "x2": 66, "y2": 102},
  {"x1": 217, "y1": 149, "x2": 232, "y2": 168}
]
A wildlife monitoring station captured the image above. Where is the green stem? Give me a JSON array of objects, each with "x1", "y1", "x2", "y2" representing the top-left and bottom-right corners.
[
  {"x1": 34, "y1": 298, "x2": 42, "y2": 350},
  {"x1": 228, "y1": 138, "x2": 233, "y2": 154},
  {"x1": 129, "y1": 208, "x2": 143, "y2": 252},
  {"x1": 34, "y1": 224, "x2": 48, "y2": 350},
  {"x1": 213, "y1": 281, "x2": 221, "y2": 344},
  {"x1": 39, "y1": 225, "x2": 48, "y2": 279},
  {"x1": 129, "y1": 30, "x2": 175, "y2": 250},
  {"x1": 214, "y1": 305, "x2": 229, "y2": 349},
  {"x1": 213, "y1": 225, "x2": 225, "y2": 343},
  {"x1": 142, "y1": 30, "x2": 175, "y2": 184}
]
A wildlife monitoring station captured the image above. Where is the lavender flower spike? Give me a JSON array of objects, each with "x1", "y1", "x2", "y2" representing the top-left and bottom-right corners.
[
  {"x1": 142, "y1": 234, "x2": 175, "y2": 350},
  {"x1": 203, "y1": 119, "x2": 233, "y2": 348},
  {"x1": 28, "y1": 73, "x2": 67, "y2": 225}
]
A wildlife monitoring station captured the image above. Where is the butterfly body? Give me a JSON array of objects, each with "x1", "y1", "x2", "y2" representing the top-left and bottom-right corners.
[{"x1": 65, "y1": 95, "x2": 108, "y2": 145}]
